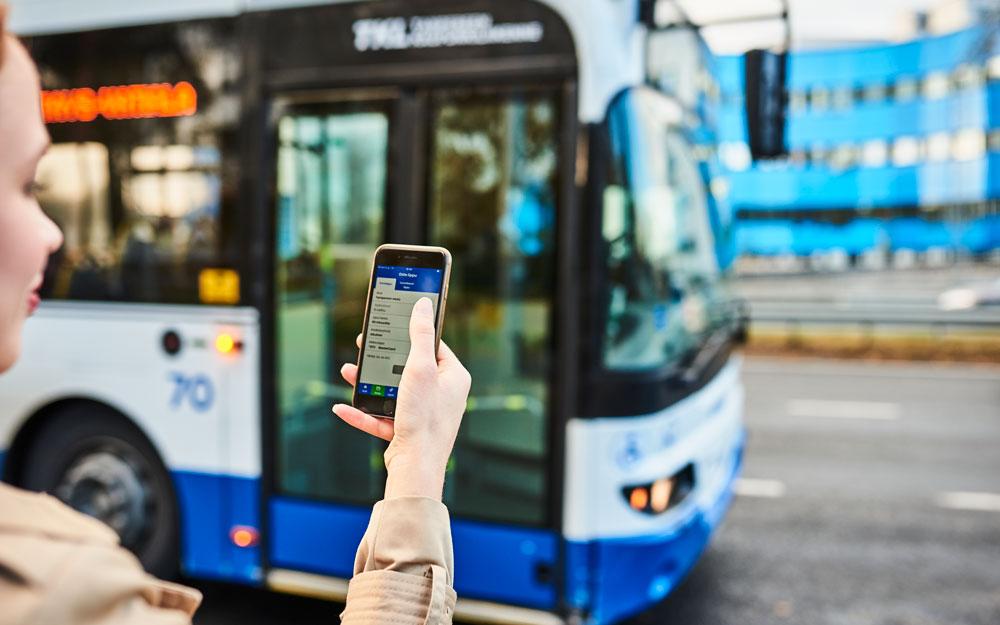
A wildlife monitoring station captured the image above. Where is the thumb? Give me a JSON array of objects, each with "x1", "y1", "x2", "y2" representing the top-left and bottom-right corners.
[{"x1": 406, "y1": 297, "x2": 436, "y2": 366}]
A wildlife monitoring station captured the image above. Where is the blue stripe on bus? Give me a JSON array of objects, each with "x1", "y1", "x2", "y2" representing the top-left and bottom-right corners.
[
  {"x1": 0, "y1": 460, "x2": 263, "y2": 584},
  {"x1": 7, "y1": 446, "x2": 740, "y2": 621},
  {"x1": 588, "y1": 513, "x2": 713, "y2": 625},
  {"x1": 269, "y1": 497, "x2": 559, "y2": 609},
  {"x1": 451, "y1": 518, "x2": 557, "y2": 608},
  {"x1": 268, "y1": 497, "x2": 370, "y2": 580},
  {"x1": 565, "y1": 443, "x2": 744, "y2": 625},
  {"x1": 172, "y1": 470, "x2": 262, "y2": 584}
]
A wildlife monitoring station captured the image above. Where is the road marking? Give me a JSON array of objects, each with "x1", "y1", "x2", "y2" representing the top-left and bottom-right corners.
[
  {"x1": 734, "y1": 478, "x2": 786, "y2": 498},
  {"x1": 936, "y1": 491, "x2": 1000, "y2": 512},
  {"x1": 787, "y1": 399, "x2": 901, "y2": 421}
]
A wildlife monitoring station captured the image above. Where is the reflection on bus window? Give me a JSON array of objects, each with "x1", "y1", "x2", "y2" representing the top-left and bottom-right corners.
[
  {"x1": 429, "y1": 90, "x2": 558, "y2": 526},
  {"x1": 603, "y1": 88, "x2": 723, "y2": 371},
  {"x1": 36, "y1": 141, "x2": 224, "y2": 303},
  {"x1": 274, "y1": 105, "x2": 388, "y2": 504}
]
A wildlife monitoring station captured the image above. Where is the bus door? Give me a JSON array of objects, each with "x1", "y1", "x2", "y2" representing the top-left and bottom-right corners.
[
  {"x1": 264, "y1": 84, "x2": 568, "y2": 611},
  {"x1": 425, "y1": 86, "x2": 564, "y2": 609},
  {"x1": 268, "y1": 94, "x2": 399, "y2": 584}
]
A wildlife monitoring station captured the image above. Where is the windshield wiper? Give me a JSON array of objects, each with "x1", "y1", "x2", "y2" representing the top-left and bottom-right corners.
[{"x1": 679, "y1": 326, "x2": 732, "y2": 386}]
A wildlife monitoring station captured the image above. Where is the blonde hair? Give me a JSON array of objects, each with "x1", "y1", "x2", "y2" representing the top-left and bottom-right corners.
[{"x1": 0, "y1": 3, "x2": 8, "y2": 69}]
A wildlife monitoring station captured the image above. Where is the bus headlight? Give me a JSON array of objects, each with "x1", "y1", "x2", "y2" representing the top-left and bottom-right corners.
[{"x1": 622, "y1": 464, "x2": 695, "y2": 515}]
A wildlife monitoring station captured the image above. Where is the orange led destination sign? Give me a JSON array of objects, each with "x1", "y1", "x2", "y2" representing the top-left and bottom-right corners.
[{"x1": 41, "y1": 81, "x2": 197, "y2": 124}]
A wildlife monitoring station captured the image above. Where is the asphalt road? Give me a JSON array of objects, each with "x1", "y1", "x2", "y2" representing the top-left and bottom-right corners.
[
  {"x1": 193, "y1": 356, "x2": 1000, "y2": 625},
  {"x1": 630, "y1": 356, "x2": 1000, "y2": 625}
]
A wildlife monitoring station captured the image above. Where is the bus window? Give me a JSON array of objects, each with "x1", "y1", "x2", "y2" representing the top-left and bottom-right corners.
[
  {"x1": 428, "y1": 90, "x2": 558, "y2": 526},
  {"x1": 602, "y1": 89, "x2": 723, "y2": 371},
  {"x1": 26, "y1": 20, "x2": 241, "y2": 306},
  {"x1": 35, "y1": 141, "x2": 225, "y2": 303},
  {"x1": 275, "y1": 103, "x2": 389, "y2": 504}
]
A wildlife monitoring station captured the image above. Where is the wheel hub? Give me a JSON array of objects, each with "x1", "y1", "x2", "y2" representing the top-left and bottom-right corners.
[{"x1": 56, "y1": 450, "x2": 150, "y2": 548}]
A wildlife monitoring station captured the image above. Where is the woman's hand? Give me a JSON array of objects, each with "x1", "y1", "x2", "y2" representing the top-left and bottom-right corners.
[{"x1": 333, "y1": 297, "x2": 471, "y2": 501}]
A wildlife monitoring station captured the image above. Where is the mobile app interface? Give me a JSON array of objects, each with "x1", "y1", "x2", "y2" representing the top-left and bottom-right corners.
[{"x1": 358, "y1": 265, "x2": 443, "y2": 399}]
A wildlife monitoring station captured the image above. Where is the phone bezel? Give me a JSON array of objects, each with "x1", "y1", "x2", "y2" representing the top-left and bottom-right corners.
[{"x1": 352, "y1": 244, "x2": 451, "y2": 418}]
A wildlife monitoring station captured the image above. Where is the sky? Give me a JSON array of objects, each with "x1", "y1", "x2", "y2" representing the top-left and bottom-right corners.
[{"x1": 663, "y1": 0, "x2": 964, "y2": 53}]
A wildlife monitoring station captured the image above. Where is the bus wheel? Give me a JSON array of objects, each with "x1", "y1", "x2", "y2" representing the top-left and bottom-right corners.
[{"x1": 19, "y1": 405, "x2": 179, "y2": 578}]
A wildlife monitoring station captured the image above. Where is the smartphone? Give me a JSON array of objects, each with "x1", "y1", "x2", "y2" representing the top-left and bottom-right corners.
[{"x1": 352, "y1": 244, "x2": 452, "y2": 418}]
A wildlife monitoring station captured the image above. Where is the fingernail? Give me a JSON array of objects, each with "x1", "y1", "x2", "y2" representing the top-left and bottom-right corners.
[{"x1": 416, "y1": 297, "x2": 432, "y2": 313}]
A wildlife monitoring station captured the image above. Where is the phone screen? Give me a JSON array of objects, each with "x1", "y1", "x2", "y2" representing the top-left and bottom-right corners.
[{"x1": 355, "y1": 251, "x2": 448, "y2": 417}]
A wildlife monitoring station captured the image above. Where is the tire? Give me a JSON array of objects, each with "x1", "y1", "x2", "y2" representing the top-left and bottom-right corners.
[{"x1": 19, "y1": 404, "x2": 180, "y2": 578}]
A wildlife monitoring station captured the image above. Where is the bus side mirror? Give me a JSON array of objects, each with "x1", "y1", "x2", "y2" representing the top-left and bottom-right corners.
[
  {"x1": 743, "y1": 49, "x2": 788, "y2": 160},
  {"x1": 732, "y1": 297, "x2": 750, "y2": 345}
]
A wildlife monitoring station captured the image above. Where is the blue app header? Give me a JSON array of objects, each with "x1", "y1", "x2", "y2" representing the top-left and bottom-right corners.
[{"x1": 376, "y1": 265, "x2": 443, "y2": 294}]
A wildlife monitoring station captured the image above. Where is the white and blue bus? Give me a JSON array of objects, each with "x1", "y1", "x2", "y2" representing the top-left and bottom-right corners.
[{"x1": 0, "y1": 1, "x2": 745, "y2": 623}]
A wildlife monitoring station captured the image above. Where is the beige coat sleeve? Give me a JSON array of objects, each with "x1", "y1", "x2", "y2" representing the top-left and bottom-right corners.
[
  {"x1": 0, "y1": 483, "x2": 201, "y2": 625},
  {"x1": 340, "y1": 497, "x2": 456, "y2": 625}
]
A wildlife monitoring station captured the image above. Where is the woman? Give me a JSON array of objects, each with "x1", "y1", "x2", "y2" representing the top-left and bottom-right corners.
[{"x1": 0, "y1": 6, "x2": 470, "y2": 624}]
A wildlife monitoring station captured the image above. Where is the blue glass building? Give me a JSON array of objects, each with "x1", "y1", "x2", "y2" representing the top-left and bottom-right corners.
[{"x1": 715, "y1": 25, "x2": 1000, "y2": 259}]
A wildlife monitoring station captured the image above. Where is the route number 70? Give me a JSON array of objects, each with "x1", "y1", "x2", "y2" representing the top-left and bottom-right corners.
[{"x1": 169, "y1": 372, "x2": 215, "y2": 412}]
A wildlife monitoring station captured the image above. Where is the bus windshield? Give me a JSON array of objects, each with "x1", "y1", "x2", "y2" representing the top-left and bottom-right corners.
[{"x1": 602, "y1": 88, "x2": 724, "y2": 371}]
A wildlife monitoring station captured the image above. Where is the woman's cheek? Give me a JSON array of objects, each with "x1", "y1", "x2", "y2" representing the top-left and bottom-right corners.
[{"x1": 0, "y1": 196, "x2": 36, "y2": 372}]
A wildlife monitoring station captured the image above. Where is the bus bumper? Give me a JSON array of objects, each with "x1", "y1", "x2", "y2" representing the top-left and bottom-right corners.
[{"x1": 565, "y1": 438, "x2": 744, "y2": 625}]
